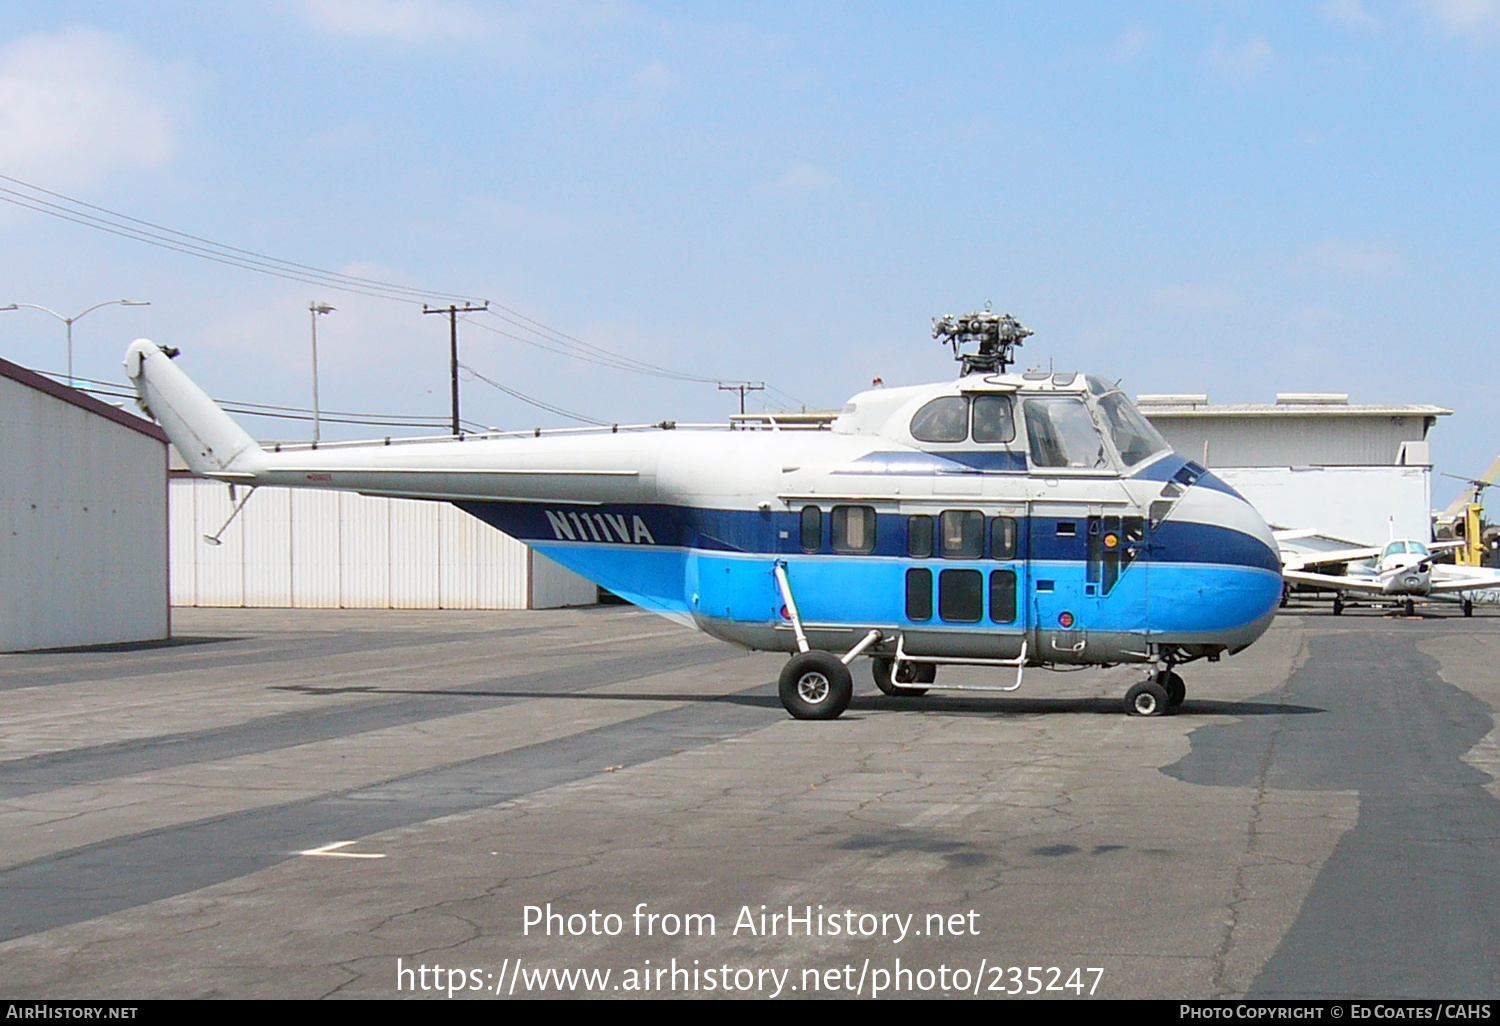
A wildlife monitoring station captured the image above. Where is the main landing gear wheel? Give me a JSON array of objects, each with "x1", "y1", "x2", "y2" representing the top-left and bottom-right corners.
[
  {"x1": 1332, "y1": 595, "x2": 1344, "y2": 616},
  {"x1": 1465, "y1": 599, "x2": 1475, "y2": 618},
  {"x1": 1405, "y1": 598, "x2": 1417, "y2": 617},
  {"x1": 779, "y1": 651, "x2": 854, "y2": 720},
  {"x1": 1125, "y1": 680, "x2": 1171, "y2": 717},
  {"x1": 871, "y1": 657, "x2": 933, "y2": 696},
  {"x1": 1159, "y1": 670, "x2": 1186, "y2": 708}
]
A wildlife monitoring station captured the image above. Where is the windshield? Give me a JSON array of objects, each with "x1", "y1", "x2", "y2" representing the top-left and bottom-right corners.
[
  {"x1": 1097, "y1": 393, "x2": 1171, "y2": 467},
  {"x1": 1023, "y1": 397, "x2": 1108, "y2": 470}
]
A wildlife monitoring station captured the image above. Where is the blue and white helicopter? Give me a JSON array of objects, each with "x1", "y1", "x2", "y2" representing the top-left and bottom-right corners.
[{"x1": 124, "y1": 312, "x2": 1282, "y2": 720}]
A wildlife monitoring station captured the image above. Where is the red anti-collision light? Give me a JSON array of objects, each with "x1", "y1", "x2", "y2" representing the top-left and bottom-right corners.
[
  {"x1": 780, "y1": 605, "x2": 790, "y2": 619},
  {"x1": 1058, "y1": 611, "x2": 1075, "y2": 628}
]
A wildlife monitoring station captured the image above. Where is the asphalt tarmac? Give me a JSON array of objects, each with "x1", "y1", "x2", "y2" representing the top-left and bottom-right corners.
[{"x1": 1, "y1": 602, "x2": 1497, "y2": 999}]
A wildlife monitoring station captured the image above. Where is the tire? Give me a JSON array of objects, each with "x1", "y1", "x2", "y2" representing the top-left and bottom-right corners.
[
  {"x1": 1332, "y1": 595, "x2": 1344, "y2": 616},
  {"x1": 1465, "y1": 599, "x2": 1474, "y2": 618},
  {"x1": 871, "y1": 656, "x2": 929, "y2": 697},
  {"x1": 779, "y1": 651, "x2": 854, "y2": 720},
  {"x1": 1405, "y1": 598, "x2": 1416, "y2": 617},
  {"x1": 1124, "y1": 680, "x2": 1170, "y2": 717},
  {"x1": 1160, "y1": 671, "x2": 1186, "y2": 708}
]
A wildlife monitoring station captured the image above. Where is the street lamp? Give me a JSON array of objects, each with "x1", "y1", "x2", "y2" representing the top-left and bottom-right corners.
[
  {"x1": 0, "y1": 299, "x2": 150, "y2": 386},
  {"x1": 309, "y1": 302, "x2": 335, "y2": 444}
]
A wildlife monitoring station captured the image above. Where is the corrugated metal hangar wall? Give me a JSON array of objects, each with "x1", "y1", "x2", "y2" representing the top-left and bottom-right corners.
[
  {"x1": 1, "y1": 358, "x2": 169, "y2": 652},
  {"x1": 1141, "y1": 394, "x2": 1448, "y2": 544},
  {"x1": 170, "y1": 477, "x2": 596, "y2": 610}
]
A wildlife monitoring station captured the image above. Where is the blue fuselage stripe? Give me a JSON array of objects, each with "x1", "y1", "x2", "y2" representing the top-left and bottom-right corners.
[
  {"x1": 461, "y1": 498, "x2": 1281, "y2": 636},
  {"x1": 457, "y1": 500, "x2": 1278, "y2": 572}
]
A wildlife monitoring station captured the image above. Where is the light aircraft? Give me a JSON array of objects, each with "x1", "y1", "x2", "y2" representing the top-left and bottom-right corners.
[
  {"x1": 123, "y1": 312, "x2": 1283, "y2": 719},
  {"x1": 1281, "y1": 536, "x2": 1495, "y2": 617}
]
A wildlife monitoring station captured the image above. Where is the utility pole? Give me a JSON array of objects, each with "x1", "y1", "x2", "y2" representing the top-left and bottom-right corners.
[
  {"x1": 718, "y1": 381, "x2": 765, "y2": 415},
  {"x1": 423, "y1": 301, "x2": 489, "y2": 435}
]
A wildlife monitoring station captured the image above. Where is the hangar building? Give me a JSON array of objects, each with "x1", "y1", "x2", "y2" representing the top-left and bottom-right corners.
[
  {"x1": 1140, "y1": 393, "x2": 1449, "y2": 545},
  {"x1": 1, "y1": 356, "x2": 170, "y2": 652},
  {"x1": 170, "y1": 470, "x2": 596, "y2": 610}
]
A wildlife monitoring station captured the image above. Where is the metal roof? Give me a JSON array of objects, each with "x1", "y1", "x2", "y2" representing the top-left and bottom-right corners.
[
  {"x1": 1138, "y1": 401, "x2": 1451, "y2": 419},
  {"x1": 0, "y1": 355, "x2": 168, "y2": 443}
]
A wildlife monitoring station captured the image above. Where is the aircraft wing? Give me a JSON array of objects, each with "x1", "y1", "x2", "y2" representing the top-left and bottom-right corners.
[
  {"x1": 1281, "y1": 569, "x2": 1388, "y2": 594},
  {"x1": 1429, "y1": 565, "x2": 1500, "y2": 593},
  {"x1": 1281, "y1": 547, "x2": 1380, "y2": 572}
]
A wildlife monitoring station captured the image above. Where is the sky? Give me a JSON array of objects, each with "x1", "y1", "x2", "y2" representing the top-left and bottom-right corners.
[{"x1": 0, "y1": 1, "x2": 1496, "y2": 502}]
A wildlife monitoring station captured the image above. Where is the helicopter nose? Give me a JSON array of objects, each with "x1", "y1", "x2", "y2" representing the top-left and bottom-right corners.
[{"x1": 1148, "y1": 473, "x2": 1283, "y2": 643}]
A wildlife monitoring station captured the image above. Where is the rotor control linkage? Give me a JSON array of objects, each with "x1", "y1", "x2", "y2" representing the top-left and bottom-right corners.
[{"x1": 932, "y1": 308, "x2": 1033, "y2": 375}]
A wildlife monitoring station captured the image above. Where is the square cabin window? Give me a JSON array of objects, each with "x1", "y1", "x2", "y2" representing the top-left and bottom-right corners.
[
  {"x1": 939, "y1": 569, "x2": 983, "y2": 622},
  {"x1": 831, "y1": 505, "x2": 877, "y2": 554},
  {"x1": 940, "y1": 510, "x2": 985, "y2": 559}
]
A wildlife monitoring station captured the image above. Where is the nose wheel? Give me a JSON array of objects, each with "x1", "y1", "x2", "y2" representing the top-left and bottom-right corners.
[
  {"x1": 1125, "y1": 669, "x2": 1185, "y2": 716},
  {"x1": 871, "y1": 656, "x2": 934, "y2": 696}
]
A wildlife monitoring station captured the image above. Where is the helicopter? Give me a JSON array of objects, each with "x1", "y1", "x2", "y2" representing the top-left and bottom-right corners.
[{"x1": 124, "y1": 311, "x2": 1283, "y2": 720}]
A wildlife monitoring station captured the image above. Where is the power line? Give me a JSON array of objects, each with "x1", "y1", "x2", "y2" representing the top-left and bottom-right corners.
[
  {"x1": 459, "y1": 363, "x2": 609, "y2": 426},
  {"x1": 0, "y1": 171, "x2": 813, "y2": 407},
  {"x1": 44, "y1": 371, "x2": 459, "y2": 429},
  {"x1": 0, "y1": 174, "x2": 479, "y2": 306}
]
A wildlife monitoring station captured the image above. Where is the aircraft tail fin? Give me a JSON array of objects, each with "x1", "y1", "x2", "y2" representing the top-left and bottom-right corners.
[{"x1": 124, "y1": 339, "x2": 264, "y2": 477}]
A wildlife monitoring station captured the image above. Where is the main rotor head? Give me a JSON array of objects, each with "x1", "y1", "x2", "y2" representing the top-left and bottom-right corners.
[{"x1": 933, "y1": 309, "x2": 1032, "y2": 375}]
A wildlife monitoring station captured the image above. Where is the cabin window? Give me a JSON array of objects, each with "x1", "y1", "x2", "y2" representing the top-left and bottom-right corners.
[
  {"x1": 832, "y1": 505, "x2": 877, "y2": 554},
  {"x1": 990, "y1": 516, "x2": 1018, "y2": 559},
  {"x1": 939, "y1": 569, "x2": 984, "y2": 622},
  {"x1": 907, "y1": 515, "x2": 934, "y2": 558},
  {"x1": 989, "y1": 570, "x2": 1018, "y2": 623},
  {"x1": 940, "y1": 510, "x2": 985, "y2": 559},
  {"x1": 799, "y1": 505, "x2": 822, "y2": 552},
  {"x1": 971, "y1": 394, "x2": 1016, "y2": 444},
  {"x1": 1097, "y1": 393, "x2": 1170, "y2": 467},
  {"x1": 910, "y1": 396, "x2": 969, "y2": 443},
  {"x1": 905, "y1": 568, "x2": 933, "y2": 621},
  {"x1": 1023, "y1": 397, "x2": 1108, "y2": 470}
]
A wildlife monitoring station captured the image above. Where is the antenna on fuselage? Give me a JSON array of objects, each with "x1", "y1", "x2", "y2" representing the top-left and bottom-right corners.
[{"x1": 932, "y1": 309, "x2": 1033, "y2": 375}]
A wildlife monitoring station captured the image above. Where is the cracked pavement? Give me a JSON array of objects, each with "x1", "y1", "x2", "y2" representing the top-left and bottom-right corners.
[{"x1": 1, "y1": 604, "x2": 1498, "y2": 998}]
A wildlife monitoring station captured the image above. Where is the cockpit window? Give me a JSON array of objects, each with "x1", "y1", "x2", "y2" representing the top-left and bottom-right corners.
[
  {"x1": 910, "y1": 396, "x2": 969, "y2": 443},
  {"x1": 1023, "y1": 397, "x2": 1108, "y2": 470},
  {"x1": 1097, "y1": 393, "x2": 1170, "y2": 467},
  {"x1": 971, "y1": 394, "x2": 1015, "y2": 444},
  {"x1": 1383, "y1": 540, "x2": 1428, "y2": 558}
]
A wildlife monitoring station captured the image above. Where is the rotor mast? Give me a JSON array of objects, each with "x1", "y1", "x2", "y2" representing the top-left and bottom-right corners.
[{"x1": 933, "y1": 308, "x2": 1032, "y2": 375}]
